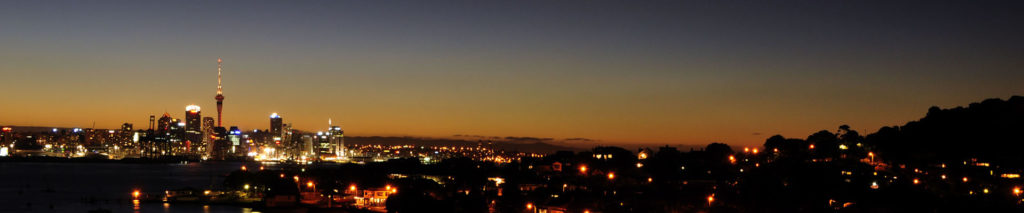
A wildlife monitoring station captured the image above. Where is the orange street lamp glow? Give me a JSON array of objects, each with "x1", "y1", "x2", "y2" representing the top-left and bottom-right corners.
[
  {"x1": 579, "y1": 165, "x2": 588, "y2": 173},
  {"x1": 241, "y1": 166, "x2": 247, "y2": 171},
  {"x1": 132, "y1": 190, "x2": 141, "y2": 199},
  {"x1": 809, "y1": 144, "x2": 816, "y2": 149},
  {"x1": 386, "y1": 185, "x2": 392, "y2": 191},
  {"x1": 293, "y1": 175, "x2": 300, "y2": 182},
  {"x1": 751, "y1": 148, "x2": 759, "y2": 154},
  {"x1": 913, "y1": 178, "x2": 920, "y2": 185},
  {"x1": 307, "y1": 181, "x2": 315, "y2": 188},
  {"x1": 349, "y1": 185, "x2": 357, "y2": 191},
  {"x1": 962, "y1": 177, "x2": 969, "y2": 182},
  {"x1": 707, "y1": 195, "x2": 715, "y2": 205},
  {"x1": 607, "y1": 172, "x2": 615, "y2": 180},
  {"x1": 526, "y1": 203, "x2": 533, "y2": 210},
  {"x1": 1014, "y1": 187, "x2": 1022, "y2": 196}
]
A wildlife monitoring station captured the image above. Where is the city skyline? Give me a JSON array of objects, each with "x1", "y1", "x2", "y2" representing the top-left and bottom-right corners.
[{"x1": 1, "y1": 1, "x2": 1023, "y2": 146}]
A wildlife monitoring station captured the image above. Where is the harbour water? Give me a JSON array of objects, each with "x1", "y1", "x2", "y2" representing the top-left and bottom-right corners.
[{"x1": 0, "y1": 162, "x2": 253, "y2": 213}]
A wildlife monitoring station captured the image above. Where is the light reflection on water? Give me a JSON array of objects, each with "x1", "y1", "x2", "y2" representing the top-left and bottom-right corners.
[{"x1": 0, "y1": 162, "x2": 254, "y2": 212}]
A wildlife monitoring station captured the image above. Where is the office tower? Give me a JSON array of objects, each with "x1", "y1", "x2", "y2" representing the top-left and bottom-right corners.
[
  {"x1": 156, "y1": 113, "x2": 172, "y2": 135},
  {"x1": 326, "y1": 119, "x2": 344, "y2": 158},
  {"x1": 270, "y1": 113, "x2": 283, "y2": 138},
  {"x1": 202, "y1": 117, "x2": 215, "y2": 155},
  {"x1": 148, "y1": 115, "x2": 155, "y2": 130},
  {"x1": 228, "y1": 126, "x2": 241, "y2": 155},
  {"x1": 120, "y1": 123, "x2": 133, "y2": 145},
  {"x1": 329, "y1": 125, "x2": 344, "y2": 157},
  {"x1": 301, "y1": 135, "x2": 313, "y2": 157},
  {"x1": 211, "y1": 126, "x2": 228, "y2": 160},
  {"x1": 185, "y1": 105, "x2": 202, "y2": 153}
]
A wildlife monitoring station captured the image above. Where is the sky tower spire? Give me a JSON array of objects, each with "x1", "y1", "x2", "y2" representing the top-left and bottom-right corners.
[
  {"x1": 217, "y1": 57, "x2": 223, "y2": 95},
  {"x1": 215, "y1": 57, "x2": 225, "y2": 127}
]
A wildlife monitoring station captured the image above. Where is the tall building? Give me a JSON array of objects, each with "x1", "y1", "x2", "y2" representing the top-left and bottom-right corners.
[
  {"x1": 202, "y1": 117, "x2": 215, "y2": 156},
  {"x1": 214, "y1": 58, "x2": 225, "y2": 127},
  {"x1": 329, "y1": 125, "x2": 345, "y2": 158},
  {"x1": 228, "y1": 126, "x2": 241, "y2": 155},
  {"x1": 301, "y1": 135, "x2": 314, "y2": 157},
  {"x1": 148, "y1": 115, "x2": 155, "y2": 130},
  {"x1": 167, "y1": 119, "x2": 185, "y2": 154},
  {"x1": 120, "y1": 123, "x2": 133, "y2": 145},
  {"x1": 185, "y1": 105, "x2": 202, "y2": 152},
  {"x1": 156, "y1": 112, "x2": 172, "y2": 135},
  {"x1": 210, "y1": 126, "x2": 229, "y2": 160},
  {"x1": 270, "y1": 113, "x2": 283, "y2": 138}
]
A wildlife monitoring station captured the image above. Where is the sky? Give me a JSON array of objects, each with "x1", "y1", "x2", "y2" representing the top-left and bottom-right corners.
[{"x1": 1, "y1": 0, "x2": 1022, "y2": 146}]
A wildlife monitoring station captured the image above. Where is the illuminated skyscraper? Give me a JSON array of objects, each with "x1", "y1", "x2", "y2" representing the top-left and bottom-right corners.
[
  {"x1": 214, "y1": 58, "x2": 225, "y2": 127},
  {"x1": 148, "y1": 115, "x2": 155, "y2": 130},
  {"x1": 185, "y1": 105, "x2": 202, "y2": 152},
  {"x1": 270, "y1": 113, "x2": 283, "y2": 138},
  {"x1": 328, "y1": 119, "x2": 345, "y2": 158},
  {"x1": 167, "y1": 119, "x2": 185, "y2": 154},
  {"x1": 156, "y1": 113, "x2": 172, "y2": 137},
  {"x1": 202, "y1": 117, "x2": 215, "y2": 155},
  {"x1": 228, "y1": 126, "x2": 241, "y2": 155}
]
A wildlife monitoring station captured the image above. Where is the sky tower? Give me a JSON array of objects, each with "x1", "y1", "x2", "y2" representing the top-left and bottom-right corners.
[{"x1": 215, "y1": 57, "x2": 225, "y2": 127}]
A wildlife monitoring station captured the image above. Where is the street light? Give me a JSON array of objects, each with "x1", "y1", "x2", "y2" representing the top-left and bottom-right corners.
[{"x1": 579, "y1": 165, "x2": 588, "y2": 173}]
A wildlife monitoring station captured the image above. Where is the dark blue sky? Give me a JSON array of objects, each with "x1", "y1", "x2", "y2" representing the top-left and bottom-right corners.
[{"x1": 1, "y1": 0, "x2": 1022, "y2": 145}]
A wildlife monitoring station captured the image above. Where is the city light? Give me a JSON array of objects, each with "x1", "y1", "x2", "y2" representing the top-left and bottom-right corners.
[
  {"x1": 350, "y1": 185, "x2": 357, "y2": 191},
  {"x1": 186, "y1": 105, "x2": 200, "y2": 113},
  {"x1": 307, "y1": 181, "x2": 314, "y2": 188},
  {"x1": 608, "y1": 172, "x2": 615, "y2": 180},
  {"x1": 579, "y1": 165, "x2": 588, "y2": 173},
  {"x1": 526, "y1": 203, "x2": 533, "y2": 210},
  {"x1": 1014, "y1": 187, "x2": 1022, "y2": 196}
]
